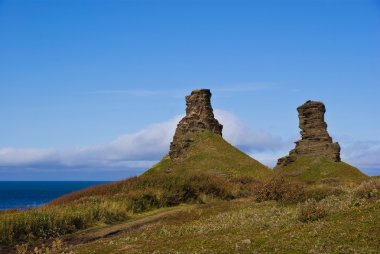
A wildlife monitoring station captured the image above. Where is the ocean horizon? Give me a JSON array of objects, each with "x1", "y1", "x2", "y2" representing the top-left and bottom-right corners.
[{"x1": 0, "y1": 181, "x2": 110, "y2": 210}]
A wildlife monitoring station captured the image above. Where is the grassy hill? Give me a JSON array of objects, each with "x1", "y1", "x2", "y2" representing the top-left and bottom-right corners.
[
  {"x1": 0, "y1": 132, "x2": 274, "y2": 249},
  {"x1": 27, "y1": 187, "x2": 380, "y2": 254},
  {"x1": 1, "y1": 132, "x2": 378, "y2": 253},
  {"x1": 145, "y1": 132, "x2": 272, "y2": 180},
  {"x1": 276, "y1": 156, "x2": 368, "y2": 185}
]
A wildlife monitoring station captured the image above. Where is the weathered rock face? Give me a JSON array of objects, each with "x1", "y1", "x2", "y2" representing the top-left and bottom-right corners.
[
  {"x1": 169, "y1": 89, "x2": 223, "y2": 161},
  {"x1": 276, "y1": 100, "x2": 341, "y2": 168}
]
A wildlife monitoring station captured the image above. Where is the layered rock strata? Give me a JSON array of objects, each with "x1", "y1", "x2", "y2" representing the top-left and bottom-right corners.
[
  {"x1": 169, "y1": 89, "x2": 223, "y2": 160},
  {"x1": 276, "y1": 100, "x2": 341, "y2": 168}
]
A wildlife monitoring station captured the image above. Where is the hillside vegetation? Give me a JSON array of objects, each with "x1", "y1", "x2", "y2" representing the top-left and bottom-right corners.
[
  {"x1": 3, "y1": 175, "x2": 379, "y2": 253},
  {"x1": 0, "y1": 172, "x2": 238, "y2": 247},
  {"x1": 0, "y1": 132, "x2": 376, "y2": 253},
  {"x1": 16, "y1": 179, "x2": 380, "y2": 254},
  {"x1": 71, "y1": 195, "x2": 380, "y2": 254},
  {"x1": 146, "y1": 132, "x2": 272, "y2": 179},
  {"x1": 276, "y1": 156, "x2": 368, "y2": 185}
]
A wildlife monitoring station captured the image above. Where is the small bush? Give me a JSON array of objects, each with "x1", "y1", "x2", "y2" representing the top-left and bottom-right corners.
[
  {"x1": 252, "y1": 177, "x2": 305, "y2": 203},
  {"x1": 16, "y1": 239, "x2": 65, "y2": 254},
  {"x1": 128, "y1": 192, "x2": 160, "y2": 213},
  {"x1": 16, "y1": 243, "x2": 28, "y2": 254},
  {"x1": 297, "y1": 199, "x2": 328, "y2": 222},
  {"x1": 354, "y1": 179, "x2": 380, "y2": 200},
  {"x1": 320, "y1": 177, "x2": 341, "y2": 186},
  {"x1": 305, "y1": 185, "x2": 346, "y2": 201}
]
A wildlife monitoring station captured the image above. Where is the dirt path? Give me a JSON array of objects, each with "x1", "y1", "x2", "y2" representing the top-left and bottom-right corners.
[
  {"x1": 0, "y1": 205, "x2": 194, "y2": 254},
  {"x1": 64, "y1": 205, "x2": 192, "y2": 248}
]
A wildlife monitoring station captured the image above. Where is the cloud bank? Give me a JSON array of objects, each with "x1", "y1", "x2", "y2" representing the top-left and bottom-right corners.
[
  {"x1": 0, "y1": 116, "x2": 181, "y2": 169},
  {"x1": 0, "y1": 110, "x2": 379, "y2": 177},
  {"x1": 0, "y1": 110, "x2": 282, "y2": 171},
  {"x1": 341, "y1": 140, "x2": 380, "y2": 175},
  {"x1": 214, "y1": 110, "x2": 283, "y2": 152}
]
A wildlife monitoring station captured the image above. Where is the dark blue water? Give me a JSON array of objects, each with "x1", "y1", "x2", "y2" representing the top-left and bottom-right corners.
[{"x1": 0, "y1": 181, "x2": 109, "y2": 210}]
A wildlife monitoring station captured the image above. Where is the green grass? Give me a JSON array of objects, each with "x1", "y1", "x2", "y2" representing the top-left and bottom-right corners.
[
  {"x1": 0, "y1": 132, "x2": 272, "y2": 247},
  {"x1": 72, "y1": 193, "x2": 380, "y2": 254},
  {"x1": 3, "y1": 177, "x2": 379, "y2": 252},
  {"x1": 0, "y1": 171, "x2": 258, "y2": 247},
  {"x1": 1, "y1": 132, "x2": 375, "y2": 252},
  {"x1": 145, "y1": 132, "x2": 272, "y2": 180},
  {"x1": 0, "y1": 199, "x2": 131, "y2": 246},
  {"x1": 276, "y1": 156, "x2": 368, "y2": 185}
]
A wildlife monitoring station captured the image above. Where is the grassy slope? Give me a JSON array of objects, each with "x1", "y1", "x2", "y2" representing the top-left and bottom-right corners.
[
  {"x1": 72, "y1": 197, "x2": 380, "y2": 254},
  {"x1": 50, "y1": 132, "x2": 271, "y2": 206},
  {"x1": 145, "y1": 132, "x2": 272, "y2": 180},
  {"x1": 0, "y1": 132, "x2": 273, "y2": 247},
  {"x1": 277, "y1": 156, "x2": 368, "y2": 185},
  {"x1": 5, "y1": 132, "x2": 378, "y2": 252}
]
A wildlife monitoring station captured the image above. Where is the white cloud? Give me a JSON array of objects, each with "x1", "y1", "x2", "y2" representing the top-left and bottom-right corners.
[
  {"x1": 341, "y1": 140, "x2": 380, "y2": 174},
  {"x1": 214, "y1": 110, "x2": 283, "y2": 152},
  {"x1": 0, "y1": 110, "x2": 283, "y2": 170},
  {"x1": 4, "y1": 110, "x2": 378, "y2": 176},
  {"x1": 0, "y1": 148, "x2": 56, "y2": 166},
  {"x1": 57, "y1": 115, "x2": 182, "y2": 167}
]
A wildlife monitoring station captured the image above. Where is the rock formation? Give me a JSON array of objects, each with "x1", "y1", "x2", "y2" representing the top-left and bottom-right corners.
[
  {"x1": 169, "y1": 89, "x2": 223, "y2": 161},
  {"x1": 276, "y1": 100, "x2": 341, "y2": 168}
]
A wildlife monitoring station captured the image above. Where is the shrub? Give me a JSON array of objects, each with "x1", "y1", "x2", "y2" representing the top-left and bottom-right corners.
[
  {"x1": 297, "y1": 199, "x2": 328, "y2": 222},
  {"x1": 354, "y1": 179, "x2": 380, "y2": 200},
  {"x1": 252, "y1": 177, "x2": 305, "y2": 203},
  {"x1": 305, "y1": 185, "x2": 346, "y2": 201},
  {"x1": 16, "y1": 239, "x2": 65, "y2": 254},
  {"x1": 16, "y1": 243, "x2": 28, "y2": 254},
  {"x1": 320, "y1": 177, "x2": 341, "y2": 186},
  {"x1": 128, "y1": 192, "x2": 160, "y2": 213}
]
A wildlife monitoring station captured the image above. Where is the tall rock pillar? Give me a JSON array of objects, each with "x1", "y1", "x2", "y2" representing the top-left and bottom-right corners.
[
  {"x1": 276, "y1": 100, "x2": 341, "y2": 168},
  {"x1": 169, "y1": 89, "x2": 223, "y2": 161}
]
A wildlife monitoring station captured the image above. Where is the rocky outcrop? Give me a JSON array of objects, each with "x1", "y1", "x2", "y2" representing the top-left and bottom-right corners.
[
  {"x1": 169, "y1": 89, "x2": 223, "y2": 161},
  {"x1": 276, "y1": 100, "x2": 341, "y2": 168}
]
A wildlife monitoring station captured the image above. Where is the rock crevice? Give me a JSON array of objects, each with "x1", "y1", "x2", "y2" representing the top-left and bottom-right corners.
[
  {"x1": 276, "y1": 100, "x2": 341, "y2": 168},
  {"x1": 169, "y1": 89, "x2": 223, "y2": 161}
]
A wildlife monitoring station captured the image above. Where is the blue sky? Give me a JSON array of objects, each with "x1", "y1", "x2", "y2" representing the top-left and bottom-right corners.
[{"x1": 0, "y1": 0, "x2": 379, "y2": 180}]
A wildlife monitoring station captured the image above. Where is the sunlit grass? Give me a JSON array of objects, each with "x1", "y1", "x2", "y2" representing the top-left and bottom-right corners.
[
  {"x1": 0, "y1": 132, "x2": 376, "y2": 252},
  {"x1": 73, "y1": 187, "x2": 380, "y2": 254},
  {"x1": 145, "y1": 132, "x2": 273, "y2": 179},
  {"x1": 277, "y1": 156, "x2": 368, "y2": 184},
  {"x1": 0, "y1": 171, "x2": 253, "y2": 246}
]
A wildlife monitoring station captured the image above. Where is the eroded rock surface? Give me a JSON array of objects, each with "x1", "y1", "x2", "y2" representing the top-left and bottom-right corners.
[
  {"x1": 169, "y1": 89, "x2": 223, "y2": 160},
  {"x1": 276, "y1": 100, "x2": 341, "y2": 168}
]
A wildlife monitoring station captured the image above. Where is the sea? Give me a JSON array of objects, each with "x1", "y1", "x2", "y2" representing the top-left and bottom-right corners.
[{"x1": 0, "y1": 181, "x2": 109, "y2": 210}]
